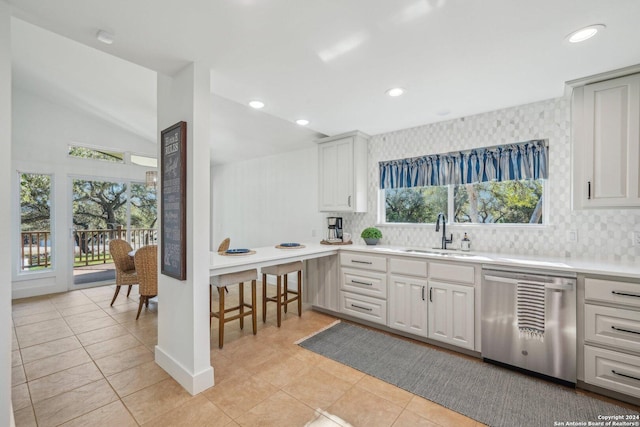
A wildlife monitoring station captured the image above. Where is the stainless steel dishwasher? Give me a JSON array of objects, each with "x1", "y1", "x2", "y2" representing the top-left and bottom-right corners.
[{"x1": 481, "y1": 266, "x2": 577, "y2": 383}]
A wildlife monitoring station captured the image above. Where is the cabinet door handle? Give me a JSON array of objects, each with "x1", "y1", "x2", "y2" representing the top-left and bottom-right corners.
[
  {"x1": 587, "y1": 181, "x2": 591, "y2": 200},
  {"x1": 351, "y1": 260, "x2": 372, "y2": 265},
  {"x1": 611, "y1": 326, "x2": 640, "y2": 336},
  {"x1": 348, "y1": 195, "x2": 351, "y2": 207},
  {"x1": 612, "y1": 370, "x2": 640, "y2": 382},
  {"x1": 429, "y1": 288, "x2": 433, "y2": 303},
  {"x1": 422, "y1": 286, "x2": 425, "y2": 301},
  {"x1": 611, "y1": 290, "x2": 640, "y2": 298},
  {"x1": 351, "y1": 303, "x2": 372, "y2": 312},
  {"x1": 352, "y1": 280, "x2": 372, "y2": 286}
]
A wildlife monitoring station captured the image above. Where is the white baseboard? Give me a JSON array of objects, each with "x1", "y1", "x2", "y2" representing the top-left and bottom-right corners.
[{"x1": 154, "y1": 345, "x2": 214, "y2": 395}]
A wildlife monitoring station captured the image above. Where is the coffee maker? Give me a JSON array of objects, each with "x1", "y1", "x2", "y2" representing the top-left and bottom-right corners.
[{"x1": 327, "y1": 217, "x2": 343, "y2": 241}]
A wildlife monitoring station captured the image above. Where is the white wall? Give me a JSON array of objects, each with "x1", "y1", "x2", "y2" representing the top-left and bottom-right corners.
[
  {"x1": 211, "y1": 145, "x2": 326, "y2": 249},
  {"x1": 11, "y1": 88, "x2": 157, "y2": 298},
  {"x1": 1, "y1": 3, "x2": 14, "y2": 425}
]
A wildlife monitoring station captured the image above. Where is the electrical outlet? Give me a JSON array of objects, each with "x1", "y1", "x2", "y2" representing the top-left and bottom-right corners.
[
  {"x1": 633, "y1": 231, "x2": 640, "y2": 247},
  {"x1": 567, "y1": 230, "x2": 578, "y2": 243}
]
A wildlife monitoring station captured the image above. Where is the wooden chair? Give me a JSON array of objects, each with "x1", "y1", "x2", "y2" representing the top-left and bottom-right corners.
[
  {"x1": 262, "y1": 261, "x2": 303, "y2": 327},
  {"x1": 210, "y1": 269, "x2": 257, "y2": 348},
  {"x1": 108, "y1": 239, "x2": 138, "y2": 306},
  {"x1": 133, "y1": 245, "x2": 158, "y2": 320}
]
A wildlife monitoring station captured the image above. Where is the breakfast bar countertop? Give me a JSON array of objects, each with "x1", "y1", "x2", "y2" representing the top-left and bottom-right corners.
[{"x1": 209, "y1": 243, "x2": 338, "y2": 276}]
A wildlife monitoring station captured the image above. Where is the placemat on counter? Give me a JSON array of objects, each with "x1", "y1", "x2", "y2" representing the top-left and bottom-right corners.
[
  {"x1": 275, "y1": 244, "x2": 306, "y2": 249},
  {"x1": 219, "y1": 250, "x2": 256, "y2": 256}
]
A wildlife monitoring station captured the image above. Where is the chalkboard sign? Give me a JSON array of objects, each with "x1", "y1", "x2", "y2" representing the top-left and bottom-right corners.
[{"x1": 160, "y1": 121, "x2": 187, "y2": 280}]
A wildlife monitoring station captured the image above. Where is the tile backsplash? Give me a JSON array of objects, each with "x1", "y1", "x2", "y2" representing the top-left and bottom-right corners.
[{"x1": 340, "y1": 97, "x2": 640, "y2": 264}]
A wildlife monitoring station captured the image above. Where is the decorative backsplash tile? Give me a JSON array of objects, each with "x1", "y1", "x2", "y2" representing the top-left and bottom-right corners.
[{"x1": 340, "y1": 97, "x2": 640, "y2": 264}]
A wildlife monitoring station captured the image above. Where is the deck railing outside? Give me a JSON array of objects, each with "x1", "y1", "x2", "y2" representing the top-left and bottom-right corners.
[{"x1": 20, "y1": 227, "x2": 157, "y2": 270}]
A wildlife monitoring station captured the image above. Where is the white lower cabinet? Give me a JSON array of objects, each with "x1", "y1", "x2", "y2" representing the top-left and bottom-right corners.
[
  {"x1": 388, "y1": 275, "x2": 428, "y2": 337},
  {"x1": 427, "y1": 281, "x2": 474, "y2": 350},
  {"x1": 341, "y1": 291, "x2": 387, "y2": 325},
  {"x1": 585, "y1": 345, "x2": 640, "y2": 398}
]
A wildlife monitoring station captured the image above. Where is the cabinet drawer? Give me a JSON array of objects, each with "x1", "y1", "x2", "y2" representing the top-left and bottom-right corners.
[
  {"x1": 585, "y1": 304, "x2": 640, "y2": 353},
  {"x1": 389, "y1": 257, "x2": 428, "y2": 277},
  {"x1": 585, "y1": 345, "x2": 640, "y2": 398},
  {"x1": 340, "y1": 252, "x2": 387, "y2": 272},
  {"x1": 585, "y1": 278, "x2": 640, "y2": 309},
  {"x1": 429, "y1": 262, "x2": 475, "y2": 284},
  {"x1": 341, "y1": 291, "x2": 387, "y2": 325},
  {"x1": 341, "y1": 268, "x2": 387, "y2": 298}
]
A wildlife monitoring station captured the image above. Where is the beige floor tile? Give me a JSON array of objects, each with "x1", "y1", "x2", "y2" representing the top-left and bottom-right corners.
[
  {"x1": 16, "y1": 322, "x2": 75, "y2": 349},
  {"x1": 85, "y1": 333, "x2": 142, "y2": 360},
  {"x1": 12, "y1": 300, "x2": 56, "y2": 318},
  {"x1": 305, "y1": 409, "x2": 351, "y2": 427},
  {"x1": 12, "y1": 310, "x2": 62, "y2": 327},
  {"x1": 15, "y1": 317, "x2": 69, "y2": 338},
  {"x1": 20, "y1": 336, "x2": 82, "y2": 364},
  {"x1": 12, "y1": 364, "x2": 27, "y2": 387},
  {"x1": 107, "y1": 360, "x2": 170, "y2": 397},
  {"x1": 141, "y1": 395, "x2": 232, "y2": 427},
  {"x1": 57, "y1": 302, "x2": 102, "y2": 317},
  {"x1": 14, "y1": 405, "x2": 37, "y2": 427},
  {"x1": 316, "y1": 357, "x2": 366, "y2": 384},
  {"x1": 33, "y1": 379, "x2": 118, "y2": 427},
  {"x1": 12, "y1": 383, "x2": 32, "y2": 411},
  {"x1": 59, "y1": 400, "x2": 138, "y2": 427},
  {"x1": 12, "y1": 331, "x2": 19, "y2": 350},
  {"x1": 203, "y1": 373, "x2": 279, "y2": 420},
  {"x1": 28, "y1": 361, "x2": 103, "y2": 403},
  {"x1": 49, "y1": 293, "x2": 94, "y2": 309},
  {"x1": 94, "y1": 344, "x2": 154, "y2": 376},
  {"x1": 355, "y1": 375, "x2": 413, "y2": 408},
  {"x1": 68, "y1": 315, "x2": 119, "y2": 334},
  {"x1": 235, "y1": 390, "x2": 317, "y2": 427},
  {"x1": 327, "y1": 386, "x2": 405, "y2": 427},
  {"x1": 64, "y1": 303, "x2": 109, "y2": 326},
  {"x1": 209, "y1": 353, "x2": 253, "y2": 384},
  {"x1": 282, "y1": 366, "x2": 352, "y2": 409},
  {"x1": 24, "y1": 348, "x2": 91, "y2": 381},
  {"x1": 121, "y1": 377, "x2": 196, "y2": 425},
  {"x1": 405, "y1": 396, "x2": 477, "y2": 427},
  {"x1": 251, "y1": 352, "x2": 311, "y2": 388},
  {"x1": 76, "y1": 324, "x2": 129, "y2": 346},
  {"x1": 12, "y1": 349, "x2": 23, "y2": 367},
  {"x1": 392, "y1": 409, "x2": 440, "y2": 426}
]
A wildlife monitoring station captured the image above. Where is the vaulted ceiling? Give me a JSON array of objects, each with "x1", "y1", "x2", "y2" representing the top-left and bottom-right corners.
[{"x1": 9, "y1": 0, "x2": 640, "y2": 164}]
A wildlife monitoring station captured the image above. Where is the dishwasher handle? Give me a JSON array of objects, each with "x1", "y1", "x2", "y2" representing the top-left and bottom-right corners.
[{"x1": 484, "y1": 274, "x2": 574, "y2": 291}]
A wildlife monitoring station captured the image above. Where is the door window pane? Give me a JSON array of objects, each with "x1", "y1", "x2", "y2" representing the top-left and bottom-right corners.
[{"x1": 20, "y1": 173, "x2": 53, "y2": 271}]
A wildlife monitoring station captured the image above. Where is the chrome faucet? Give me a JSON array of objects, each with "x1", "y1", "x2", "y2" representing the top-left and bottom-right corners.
[{"x1": 435, "y1": 213, "x2": 453, "y2": 250}]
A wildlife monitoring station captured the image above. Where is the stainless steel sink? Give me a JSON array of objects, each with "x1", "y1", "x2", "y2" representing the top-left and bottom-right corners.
[{"x1": 404, "y1": 249, "x2": 476, "y2": 257}]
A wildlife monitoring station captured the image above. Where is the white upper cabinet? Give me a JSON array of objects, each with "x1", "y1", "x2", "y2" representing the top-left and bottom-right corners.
[
  {"x1": 570, "y1": 70, "x2": 640, "y2": 209},
  {"x1": 317, "y1": 131, "x2": 369, "y2": 212}
]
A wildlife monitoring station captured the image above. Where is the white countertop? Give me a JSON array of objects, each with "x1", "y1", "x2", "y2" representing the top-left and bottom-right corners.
[
  {"x1": 343, "y1": 245, "x2": 640, "y2": 279},
  {"x1": 209, "y1": 242, "x2": 639, "y2": 279},
  {"x1": 209, "y1": 243, "x2": 339, "y2": 276}
]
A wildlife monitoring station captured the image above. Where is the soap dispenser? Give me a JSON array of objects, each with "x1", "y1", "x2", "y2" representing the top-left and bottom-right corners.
[{"x1": 461, "y1": 233, "x2": 471, "y2": 252}]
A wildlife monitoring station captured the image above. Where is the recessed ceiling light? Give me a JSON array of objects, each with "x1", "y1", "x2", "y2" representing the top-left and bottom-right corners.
[
  {"x1": 96, "y1": 30, "x2": 114, "y2": 45},
  {"x1": 386, "y1": 87, "x2": 405, "y2": 97},
  {"x1": 567, "y1": 24, "x2": 605, "y2": 43},
  {"x1": 248, "y1": 100, "x2": 265, "y2": 109},
  {"x1": 295, "y1": 119, "x2": 310, "y2": 126}
]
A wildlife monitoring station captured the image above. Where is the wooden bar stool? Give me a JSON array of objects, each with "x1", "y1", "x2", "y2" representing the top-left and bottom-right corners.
[
  {"x1": 210, "y1": 268, "x2": 257, "y2": 348},
  {"x1": 261, "y1": 261, "x2": 303, "y2": 327}
]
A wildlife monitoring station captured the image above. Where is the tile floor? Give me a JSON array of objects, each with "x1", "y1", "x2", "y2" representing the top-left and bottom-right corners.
[{"x1": 10, "y1": 283, "x2": 633, "y2": 426}]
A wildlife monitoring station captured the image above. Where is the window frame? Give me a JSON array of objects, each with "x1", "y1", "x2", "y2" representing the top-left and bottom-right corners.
[{"x1": 377, "y1": 180, "x2": 549, "y2": 228}]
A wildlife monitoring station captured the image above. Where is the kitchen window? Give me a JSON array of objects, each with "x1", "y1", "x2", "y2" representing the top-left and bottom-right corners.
[{"x1": 379, "y1": 140, "x2": 547, "y2": 225}]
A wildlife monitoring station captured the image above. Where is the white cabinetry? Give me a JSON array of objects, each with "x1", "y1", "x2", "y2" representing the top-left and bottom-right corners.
[
  {"x1": 570, "y1": 71, "x2": 640, "y2": 209},
  {"x1": 317, "y1": 131, "x2": 369, "y2": 212},
  {"x1": 388, "y1": 257, "x2": 429, "y2": 337},
  {"x1": 339, "y1": 252, "x2": 387, "y2": 325},
  {"x1": 427, "y1": 261, "x2": 476, "y2": 350},
  {"x1": 584, "y1": 277, "x2": 640, "y2": 399}
]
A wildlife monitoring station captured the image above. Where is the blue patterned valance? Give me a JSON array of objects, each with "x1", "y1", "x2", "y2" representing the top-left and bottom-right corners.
[{"x1": 379, "y1": 139, "x2": 548, "y2": 190}]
